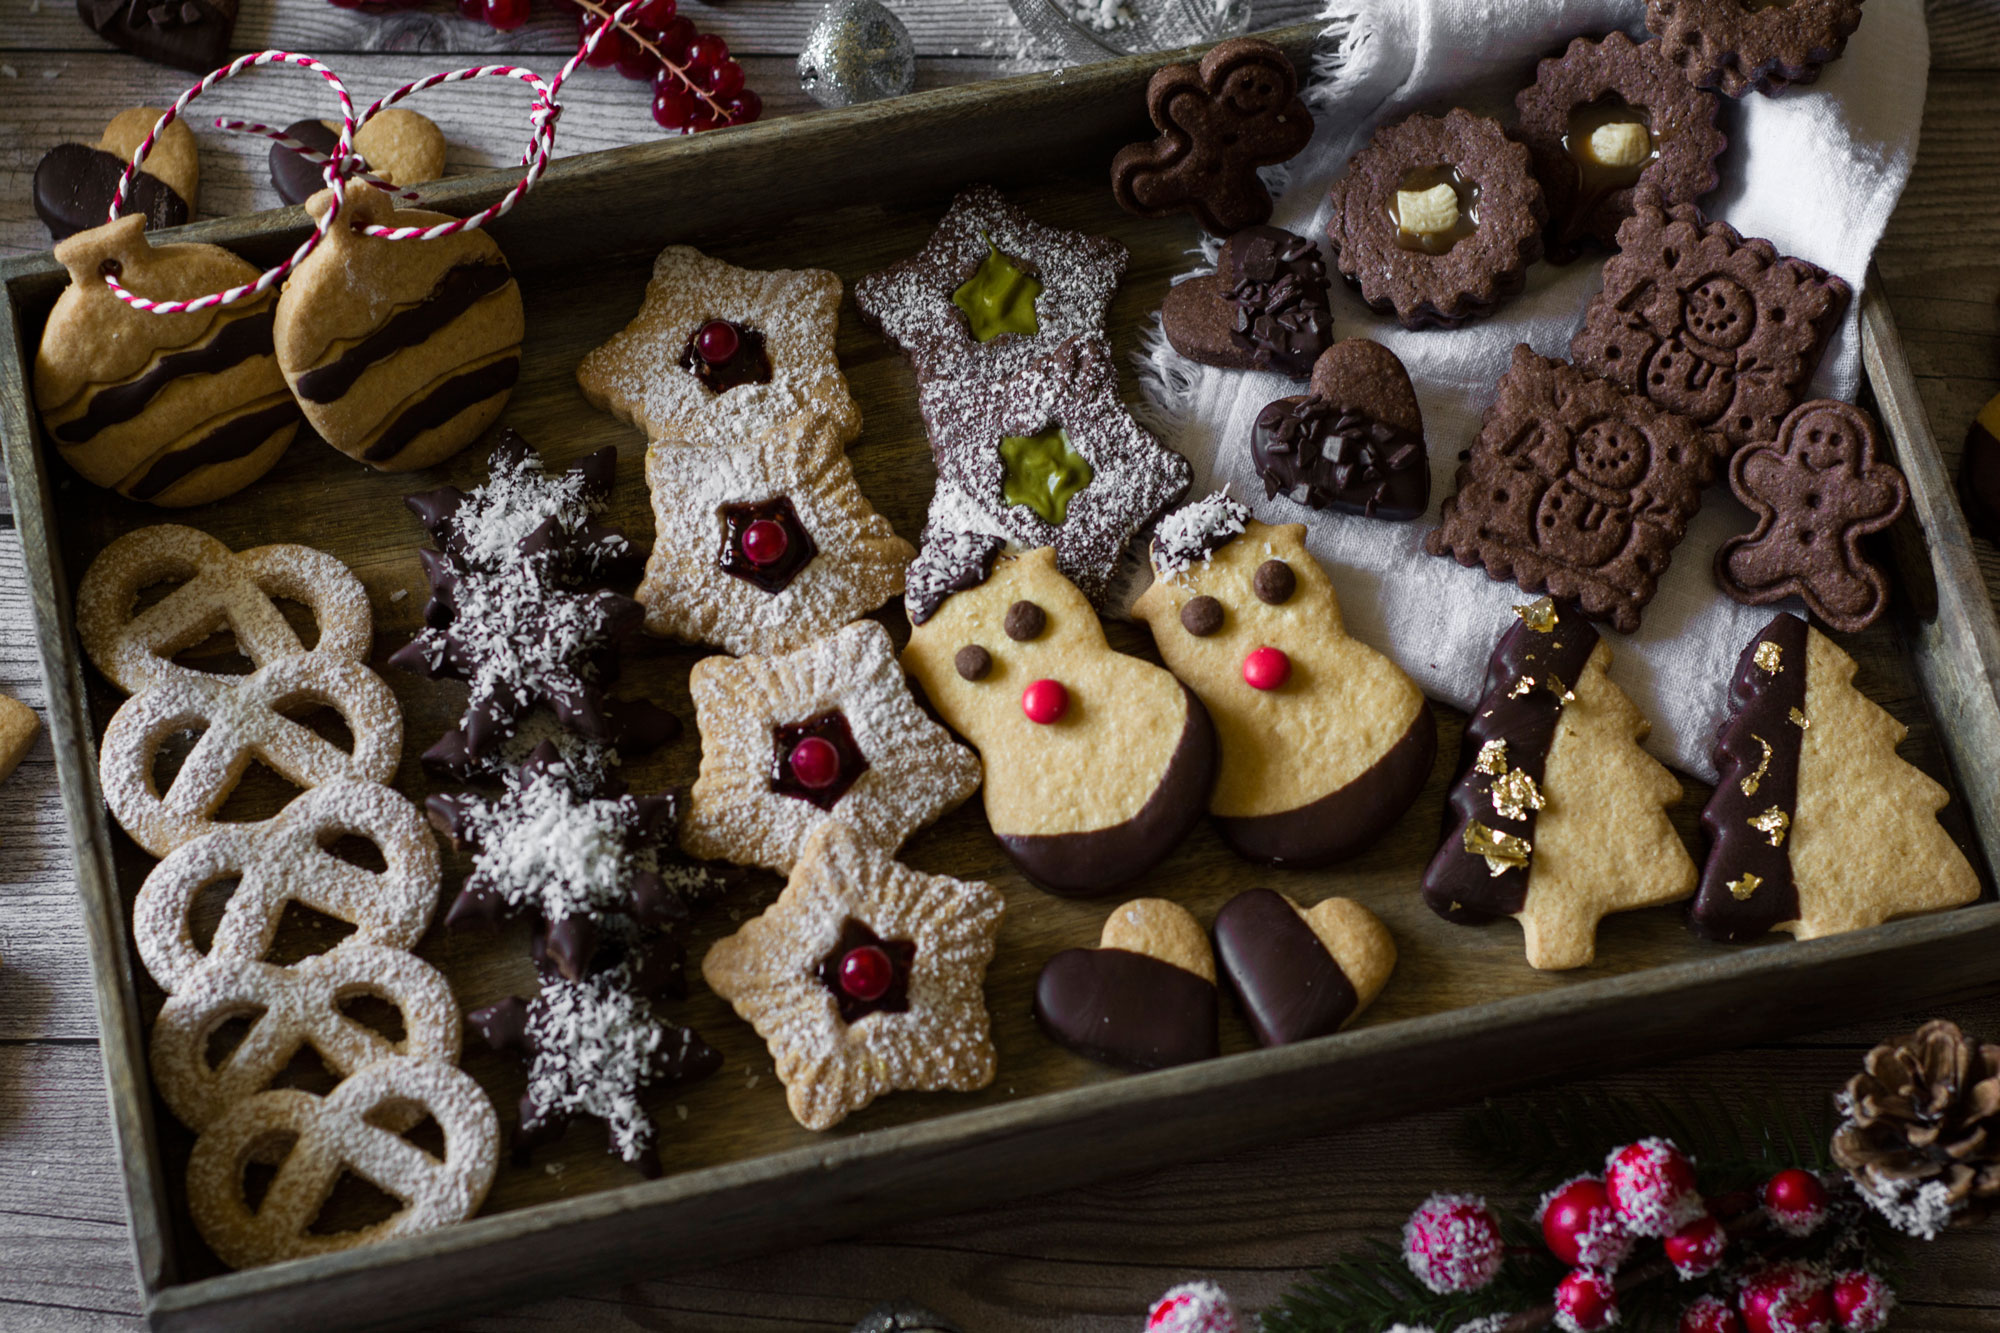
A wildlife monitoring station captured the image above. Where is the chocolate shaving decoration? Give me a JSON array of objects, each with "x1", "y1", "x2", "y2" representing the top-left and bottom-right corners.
[
  {"x1": 1834, "y1": 1019, "x2": 2000, "y2": 1237},
  {"x1": 1252, "y1": 395, "x2": 1429, "y2": 521},
  {"x1": 905, "y1": 530, "x2": 1004, "y2": 625},
  {"x1": 1224, "y1": 226, "x2": 1333, "y2": 378}
]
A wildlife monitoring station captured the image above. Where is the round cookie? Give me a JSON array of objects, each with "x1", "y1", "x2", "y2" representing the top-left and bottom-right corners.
[
  {"x1": 271, "y1": 109, "x2": 448, "y2": 207},
  {"x1": 273, "y1": 179, "x2": 523, "y2": 472}
]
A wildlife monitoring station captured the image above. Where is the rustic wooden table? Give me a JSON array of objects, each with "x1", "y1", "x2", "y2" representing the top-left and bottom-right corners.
[{"x1": 2, "y1": 1, "x2": 1998, "y2": 1327}]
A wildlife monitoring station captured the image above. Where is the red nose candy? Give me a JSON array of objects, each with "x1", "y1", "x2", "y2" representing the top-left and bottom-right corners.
[
  {"x1": 787, "y1": 736, "x2": 842, "y2": 789},
  {"x1": 838, "y1": 945, "x2": 893, "y2": 1001},
  {"x1": 1243, "y1": 645, "x2": 1291, "y2": 690},
  {"x1": 696, "y1": 318, "x2": 741, "y2": 366},
  {"x1": 1021, "y1": 678, "x2": 1068, "y2": 724},
  {"x1": 741, "y1": 518, "x2": 789, "y2": 567}
]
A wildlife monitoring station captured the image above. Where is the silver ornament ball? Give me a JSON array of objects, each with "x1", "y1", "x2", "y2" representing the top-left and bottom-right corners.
[{"x1": 798, "y1": 0, "x2": 917, "y2": 110}]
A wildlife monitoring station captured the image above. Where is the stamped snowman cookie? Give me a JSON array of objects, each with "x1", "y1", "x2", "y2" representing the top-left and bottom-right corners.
[
  {"x1": 902, "y1": 538, "x2": 1215, "y2": 896},
  {"x1": 1132, "y1": 495, "x2": 1435, "y2": 867}
]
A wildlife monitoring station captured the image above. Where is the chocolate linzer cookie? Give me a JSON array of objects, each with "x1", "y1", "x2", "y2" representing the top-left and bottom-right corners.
[
  {"x1": 1514, "y1": 32, "x2": 1724, "y2": 263},
  {"x1": 1160, "y1": 226, "x2": 1332, "y2": 378},
  {"x1": 1717, "y1": 399, "x2": 1907, "y2": 633},
  {"x1": 1250, "y1": 338, "x2": 1429, "y2": 521},
  {"x1": 78, "y1": 0, "x2": 237, "y2": 73},
  {"x1": 1324, "y1": 109, "x2": 1546, "y2": 331},
  {"x1": 1426, "y1": 345, "x2": 1722, "y2": 633},
  {"x1": 1571, "y1": 189, "x2": 1851, "y2": 456},
  {"x1": 1645, "y1": 0, "x2": 1866, "y2": 98},
  {"x1": 1110, "y1": 37, "x2": 1314, "y2": 237}
]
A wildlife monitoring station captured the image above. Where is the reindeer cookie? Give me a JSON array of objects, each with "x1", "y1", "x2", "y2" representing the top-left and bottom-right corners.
[
  {"x1": 274, "y1": 180, "x2": 523, "y2": 472},
  {"x1": 1133, "y1": 496, "x2": 1435, "y2": 868},
  {"x1": 1690, "y1": 614, "x2": 1979, "y2": 943},
  {"x1": 902, "y1": 538, "x2": 1215, "y2": 897},
  {"x1": 34, "y1": 217, "x2": 300, "y2": 507}
]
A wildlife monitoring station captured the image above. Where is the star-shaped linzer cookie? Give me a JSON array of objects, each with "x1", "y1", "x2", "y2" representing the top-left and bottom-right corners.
[
  {"x1": 702, "y1": 821, "x2": 1004, "y2": 1132},
  {"x1": 636, "y1": 410, "x2": 915, "y2": 657},
  {"x1": 682, "y1": 619, "x2": 982, "y2": 874},
  {"x1": 576, "y1": 245, "x2": 860, "y2": 449}
]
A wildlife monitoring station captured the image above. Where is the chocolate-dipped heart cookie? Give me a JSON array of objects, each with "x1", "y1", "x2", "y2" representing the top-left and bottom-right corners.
[
  {"x1": 1212, "y1": 889, "x2": 1395, "y2": 1047},
  {"x1": 1250, "y1": 338, "x2": 1430, "y2": 521},
  {"x1": 1160, "y1": 226, "x2": 1332, "y2": 378},
  {"x1": 1034, "y1": 898, "x2": 1218, "y2": 1070},
  {"x1": 34, "y1": 107, "x2": 198, "y2": 243},
  {"x1": 78, "y1": 0, "x2": 237, "y2": 74},
  {"x1": 270, "y1": 109, "x2": 447, "y2": 207}
]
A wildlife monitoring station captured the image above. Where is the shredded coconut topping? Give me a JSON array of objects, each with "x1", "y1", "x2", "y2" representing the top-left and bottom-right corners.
[
  {"x1": 450, "y1": 444, "x2": 625, "y2": 574},
  {"x1": 905, "y1": 530, "x2": 1005, "y2": 625},
  {"x1": 1152, "y1": 490, "x2": 1250, "y2": 578},
  {"x1": 524, "y1": 974, "x2": 683, "y2": 1162}
]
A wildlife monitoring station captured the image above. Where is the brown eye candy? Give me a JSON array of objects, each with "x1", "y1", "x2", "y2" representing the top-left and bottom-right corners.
[
  {"x1": 1181, "y1": 595, "x2": 1224, "y2": 637},
  {"x1": 954, "y1": 645, "x2": 992, "y2": 680},
  {"x1": 1254, "y1": 560, "x2": 1296, "y2": 604},
  {"x1": 1004, "y1": 600, "x2": 1047, "y2": 641}
]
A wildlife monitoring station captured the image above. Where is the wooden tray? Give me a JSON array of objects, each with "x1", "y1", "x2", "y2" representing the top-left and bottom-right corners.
[{"x1": 5, "y1": 23, "x2": 2000, "y2": 1332}]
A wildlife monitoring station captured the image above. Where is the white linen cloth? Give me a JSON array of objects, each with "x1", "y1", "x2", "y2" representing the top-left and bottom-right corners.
[{"x1": 1131, "y1": 0, "x2": 1928, "y2": 778}]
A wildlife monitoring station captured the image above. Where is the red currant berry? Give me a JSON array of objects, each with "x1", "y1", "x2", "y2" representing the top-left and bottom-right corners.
[
  {"x1": 788, "y1": 736, "x2": 841, "y2": 789},
  {"x1": 1662, "y1": 1213, "x2": 1726, "y2": 1278},
  {"x1": 654, "y1": 15, "x2": 696, "y2": 62},
  {"x1": 689, "y1": 102, "x2": 727, "y2": 133},
  {"x1": 482, "y1": 0, "x2": 530, "y2": 29},
  {"x1": 628, "y1": 0, "x2": 676, "y2": 26},
  {"x1": 1242, "y1": 645, "x2": 1291, "y2": 691},
  {"x1": 456, "y1": 0, "x2": 483, "y2": 17},
  {"x1": 706, "y1": 59, "x2": 746, "y2": 97},
  {"x1": 1021, "y1": 678, "x2": 1068, "y2": 725},
  {"x1": 1540, "y1": 1176, "x2": 1634, "y2": 1271},
  {"x1": 696, "y1": 318, "x2": 741, "y2": 365},
  {"x1": 686, "y1": 32, "x2": 730, "y2": 72},
  {"x1": 1680, "y1": 1296, "x2": 1745, "y2": 1333},
  {"x1": 1605, "y1": 1137, "x2": 1704, "y2": 1236},
  {"x1": 616, "y1": 39, "x2": 657, "y2": 81},
  {"x1": 1762, "y1": 1168, "x2": 1829, "y2": 1236},
  {"x1": 740, "y1": 517, "x2": 789, "y2": 568},
  {"x1": 651, "y1": 79, "x2": 698, "y2": 131},
  {"x1": 718, "y1": 89, "x2": 762, "y2": 125},
  {"x1": 1832, "y1": 1271, "x2": 1893, "y2": 1333},
  {"x1": 837, "y1": 944, "x2": 892, "y2": 1002},
  {"x1": 1740, "y1": 1263, "x2": 1834, "y2": 1333},
  {"x1": 1401, "y1": 1193, "x2": 1504, "y2": 1295},
  {"x1": 1555, "y1": 1270, "x2": 1618, "y2": 1333}
]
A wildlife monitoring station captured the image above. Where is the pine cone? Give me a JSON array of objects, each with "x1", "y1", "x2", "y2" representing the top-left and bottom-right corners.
[{"x1": 1832, "y1": 1019, "x2": 2000, "y2": 1236}]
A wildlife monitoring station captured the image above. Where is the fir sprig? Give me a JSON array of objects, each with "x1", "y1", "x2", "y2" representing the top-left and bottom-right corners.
[{"x1": 1257, "y1": 1232, "x2": 1565, "y2": 1333}]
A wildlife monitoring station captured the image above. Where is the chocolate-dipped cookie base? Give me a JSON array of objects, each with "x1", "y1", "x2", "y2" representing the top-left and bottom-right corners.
[
  {"x1": 1215, "y1": 701, "x2": 1436, "y2": 869},
  {"x1": 34, "y1": 143, "x2": 188, "y2": 243},
  {"x1": 997, "y1": 684, "x2": 1217, "y2": 897},
  {"x1": 1159, "y1": 226, "x2": 1332, "y2": 378},
  {"x1": 1033, "y1": 948, "x2": 1218, "y2": 1070},
  {"x1": 1212, "y1": 888, "x2": 1360, "y2": 1047}
]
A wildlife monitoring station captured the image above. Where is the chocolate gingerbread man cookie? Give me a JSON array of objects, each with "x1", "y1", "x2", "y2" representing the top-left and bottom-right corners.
[
  {"x1": 1646, "y1": 0, "x2": 1866, "y2": 97},
  {"x1": 1133, "y1": 496, "x2": 1435, "y2": 868},
  {"x1": 902, "y1": 540, "x2": 1215, "y2": 897},
  {"x1": 1250, "y1": 338, "x2": 1429, "y2": 521},
  {"x1": 1717, "y1": 399, "x2": 1908, "y2": 633},
  {"x1": 1110, "y1": 37, "x2": 1313, "y2": 237},
  {"x1": 1160, "y1": 226, "x2": 1332, "y2": 378},
  {"x1": 1690, "y1": 614, "x2": 1979, "y2": 943}
]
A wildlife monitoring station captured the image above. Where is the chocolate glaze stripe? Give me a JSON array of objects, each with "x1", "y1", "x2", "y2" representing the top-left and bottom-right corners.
[
  {"x1": 1690, "y1": 613, "x2": 1808, "y2": 942},
  {"x1": 295, "y1": 262, "x2": 515, "y2": 405},
  {"x1": 55, "y1": 307, "x2": 278, "y2": 445},
  {"x1": 1420, "y1": 609, "x2": 1601, "y2": 922},
  {"x1": 126, "y1": 398, "x2": 300, "y2": 502},
  {"x1": 362, "y1": 357, "x2": 520, "y2": 464}
]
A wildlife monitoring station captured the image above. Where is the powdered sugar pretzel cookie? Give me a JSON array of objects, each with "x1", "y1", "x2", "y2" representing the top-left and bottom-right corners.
[
  {"x1": 99, "y1": 654, "x2": 403, "y2": 857},
  {"x1": 186, "y1": 1054, "x2": 498, "y2": 1270},
  {"x1": 684, "y1": 619, "x2": 982, "y2": 874},
  {"x1": 134, "y1": 781, "x2": 438, "y2": 994},
  {"x1": 77, "y1": 524, "x2": 371, "y2": 696},
  {"x1": 151, "y1": 943, "x2": 460, "y2": 1131},
  {"x1": 576, "y1": 245, "x2": 859, "y2": 449},
  {"x1": 636, "y1": 410, "x2": 915, "y2": 656}
]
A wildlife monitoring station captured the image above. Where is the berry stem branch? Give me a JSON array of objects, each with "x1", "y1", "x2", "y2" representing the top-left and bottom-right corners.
[{"x1": 568, "y1": 0, "x2": 729, "y2": 119}]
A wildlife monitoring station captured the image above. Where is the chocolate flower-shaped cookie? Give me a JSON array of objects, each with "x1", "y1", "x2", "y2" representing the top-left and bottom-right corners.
[
  {"x1": 1250, "y1": 338, "x2": 1429, "y2": 521},
  {"x1": 702, "y1": 822, "x2": 1004, "y2": 1131},
  {"x1": 1110, "y1": 37, "x2": 1313, "y2": 237},
  {"x1": 1646, "y1": 0, "x2": 1866, "y2": 97}
]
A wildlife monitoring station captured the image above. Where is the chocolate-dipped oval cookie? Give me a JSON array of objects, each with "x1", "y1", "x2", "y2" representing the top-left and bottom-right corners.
[
  {"x1": 273, "y1": 180, "x2": 523, "y2": 472},
  {"x1": 1250, "y1": 338, "x2": 1430, "y2": 522},
  {"x1": 1514, "y1": 31, "x2": 1724, "y2": 262},
  {"x1": 34, "y1": 107, "x2": 198, "y2": 244},
  {"x1": 1212, "y1": 889, "x2": 1395, "y2": 1047},
  {"x1": 1034, "y1": 898, "x2": 1218, "y2": 1070},
  {"x1": 1160, "y1": 226, "x2": 1331, "y2": 378},
  {"x1": 1324, "y1": 109, "x2": 1546, "y2": 331}
]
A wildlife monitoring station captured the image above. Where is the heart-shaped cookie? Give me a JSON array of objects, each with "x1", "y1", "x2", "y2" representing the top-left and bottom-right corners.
[
  {"x1": 1250, "y1": 337, "x2": 1431, "y2": 521},
  {"x1": 1033, "y1": 898, "x2": 1218, "y2": 1070},
  {"x1": 270, "y1": 109, "x2": 448, "y2": 207},
  {"x1": 34, "y1": 107, "x2": 199, "y2": 243},
  {"x1": 1160, "y1": 225, "x2": 1331, "y2": 378},
  {"x1": 1212, "y1": 888, "x2": 1396, "y2": 1047}
]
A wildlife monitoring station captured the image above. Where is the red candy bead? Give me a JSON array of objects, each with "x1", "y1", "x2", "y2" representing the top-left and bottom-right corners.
[
  {"x1": 1241, "y1": 645, "x2": 1291, "y2": 691},
  {"x1": 1662, "y1": 1213, "x2": 1726, "y2": 1278},
  {"x1": 1021, "y1": 679, "x2": 1068, "y2": 724},
  {"x1": 1401, "y1": 1193, "x2": 1505, "y2": 1295},
  {"x1": 696, "y1": 318, "x2": 741, "y2": 366},
  {"x1": 1740, "y1": 1263, "x2": 1834, "y2": 1333},
  {"x1": 1832, "y1": 1270, "x2": 1893, "y2": 1333},
  {"x1": 1540, "y1": 1176, "x2": 1633, "y2": 1271},
  {"x1": 1681, "y1": 1296, "x2": 1745, "y2": 1333},
  {"x1": 837, "y1": 944, "x2": 892, "y2": 1002},
  {"x1": 1762, "y1": 1168, "x2": 1830, "y2": 1236},
  {"x1": 1555, "y1": 1269, "x2": 1619, "y2": 1333},
  {"x1": 1605, "y1": 1137, "x2": 1705, "y2": 1236},
  {"x1": 740, "y1": 517, "x2": 789, "y2": 567},
  {"x1": 788, "y1": 736, "x2": 841, "y2": 790}
]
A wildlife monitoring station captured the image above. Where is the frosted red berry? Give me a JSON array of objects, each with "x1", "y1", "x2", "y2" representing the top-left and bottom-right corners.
[
  {"x1": 1555, "y1": 1269, "x2": 1619, "y2": 1333},
  {"x1": 1662, "y1": 1212, "x2": 1726, "y2": 1278},
  {"x1": 837, "y1": 944, "x2": 892, "y2": 1001},
  {"x1": 1146, "y1": 1281, "x2": 1240, "y2": 1333},
  {"x1": 1762, "y1": 1168, "x2": 1830, "y2": 1236},
  {"x1": 1401, "y1": 1193, "x2": 1505, "y2": 1294},
  {"x1": 1681, "y1": 1296, "x2": 1745, "y2": 1333},
  {"x1": 1740, "y1": 1263, "x2": 1835, "y2": 1333},
  {"x1": 1022, "y1": 678, "x2": 1068, "y2": 724},
  {"x1": 1540, "y1": 1176, "x2": 1634, "y2": 1271},
  {"x1": 788, "y1": 736, "x2": 841, "y2": 790},
  {"x1": 1605, "y1": 1137, "x2": 1705, "y2": 1236},
  {"x1": 1832, "y1": 1271, "x2": 1893, "y2": 1333},
  {"x1": 1242, "y1": 646, "x2": 1290, "y2": 691}
]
